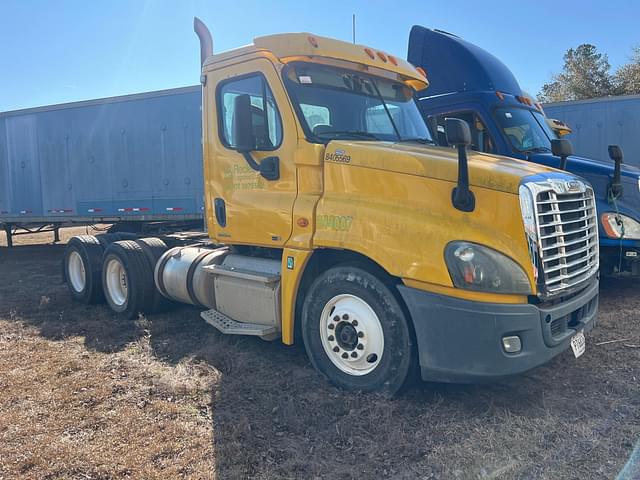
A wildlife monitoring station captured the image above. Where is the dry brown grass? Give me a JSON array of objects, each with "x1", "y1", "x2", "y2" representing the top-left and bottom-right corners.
[
  {"x1": 1, "y1": 226, "x2": 639, "y2": 479},
  {"x1": 0, "y1": 317, "x2": 216, "y2": 480}
]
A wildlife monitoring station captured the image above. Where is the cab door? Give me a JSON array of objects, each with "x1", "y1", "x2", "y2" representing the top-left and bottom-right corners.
[{"x1": 206, "y1": 58, "x2": 298, "y2": 247}]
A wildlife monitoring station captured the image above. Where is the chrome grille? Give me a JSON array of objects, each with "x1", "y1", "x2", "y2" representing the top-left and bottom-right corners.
[{"x1": 521, "y1": 180, "x2": 599, "y2": 298}]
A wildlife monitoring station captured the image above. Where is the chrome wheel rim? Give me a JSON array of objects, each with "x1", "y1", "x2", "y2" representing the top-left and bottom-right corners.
[
  {"x1": 320, "y1": 294, "x2": 384, "y2": 376},
  {"x1": 68, "y1": 251, "x2": 86, "y2": 293},
  {"x1": 105, "y1": 257, "x2": 128, "y2": 307}
]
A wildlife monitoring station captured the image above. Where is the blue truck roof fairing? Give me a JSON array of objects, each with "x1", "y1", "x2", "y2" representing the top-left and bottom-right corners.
[{"x1": 407, "y1": 25, "x2": 522, "y2": 98}]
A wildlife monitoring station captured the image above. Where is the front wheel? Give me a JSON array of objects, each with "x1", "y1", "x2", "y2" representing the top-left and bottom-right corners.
[{"x1": 301, "y1": 266, "x2": 416, "y2": 394}]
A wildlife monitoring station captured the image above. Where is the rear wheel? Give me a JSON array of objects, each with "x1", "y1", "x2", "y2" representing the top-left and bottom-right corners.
[
  {"x1": 135, "y1": 237, "x2": 172, "y2": 312},
  {"x1": 63, "y1": 235, "x2": 104, "y2": 304},
  {"x1": 96, "y1": 232, "x2": 138, "y2": 250},
  {"x1": 102, "y1": 240, "x2": 155, "y2": 319},
  {"x1": 301, "y1": 266, "x2": 416, "y2": 394}
]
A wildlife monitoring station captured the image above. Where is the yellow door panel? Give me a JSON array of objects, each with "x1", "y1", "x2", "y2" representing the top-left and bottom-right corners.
[{"x1": 204, "y1": 57, "x2": 299, "y2": 247}]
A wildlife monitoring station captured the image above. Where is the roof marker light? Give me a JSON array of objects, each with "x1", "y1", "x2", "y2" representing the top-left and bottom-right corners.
[
  {"x1": 376, "y1": 51, "x2": 388, "y2": 62},
  {"x1": 308, "y1": 36, "x2": 318, "y2": 48},
  {"x1": 415, "y1": 66, "x2": 427, "y2": 78},
  {"x1": 388, "y1": 55, "x2": 398, "y2": 66},
  {"x1": 364, "y1": 48, "x2": 375, "y2": 59}
]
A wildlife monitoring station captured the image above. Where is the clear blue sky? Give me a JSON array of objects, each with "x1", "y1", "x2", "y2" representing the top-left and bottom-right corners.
[{"x1": 1, "y1": 0, "x2": 638, "y2": 111}]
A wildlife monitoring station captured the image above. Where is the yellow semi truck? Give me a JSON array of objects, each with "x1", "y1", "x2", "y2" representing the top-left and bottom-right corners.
[{"x1": 63, "y1": 18, "x2": 599, "y2": 393}]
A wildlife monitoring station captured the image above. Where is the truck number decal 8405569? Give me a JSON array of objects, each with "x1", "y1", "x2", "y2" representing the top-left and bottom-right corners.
[{"x1": 325, "y1": 149, "x2": 351, "y2": 164}]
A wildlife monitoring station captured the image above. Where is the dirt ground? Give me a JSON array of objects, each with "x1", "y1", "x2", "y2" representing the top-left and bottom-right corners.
[{"x1": 0, "y1": 227, "x2": 639, "y2": 480}]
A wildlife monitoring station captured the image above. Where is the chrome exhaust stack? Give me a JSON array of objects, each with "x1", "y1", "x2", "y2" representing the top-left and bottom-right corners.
[{"x1": 194, "y1": 17, "x2": 213, "y2": 65}]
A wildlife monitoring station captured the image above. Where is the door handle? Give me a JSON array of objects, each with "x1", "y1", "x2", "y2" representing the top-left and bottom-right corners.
[{"x1": 214, "y1": 198, "x2": 226, "y2": 227}]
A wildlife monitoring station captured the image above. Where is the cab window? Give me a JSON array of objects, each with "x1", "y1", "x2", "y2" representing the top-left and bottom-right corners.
[
  {"x1": 283, "y1": 62, "x2": 432, "y2": 143},
  {"x1": 218, "y1": 74, "x2": 283, "y2": 150},
  {"x1": 300, "y1": 103, "x2": 330, "y2": 131},
  {"x1": 493, "y1": 108, "x2": 552, "y2": 153},
  {"x1": 365, "y1": 104, "x2": 399, "y2": 135},
  {"x1": 433, "y1": 111, "x2": 496, "y2": 153}
]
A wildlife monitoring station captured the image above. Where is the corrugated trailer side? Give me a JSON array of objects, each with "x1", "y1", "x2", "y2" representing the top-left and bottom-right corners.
[
  {"x1": 0, "y1": 86, "x2": 204, "y2": 246},
  {"x1": 544, "y1": 94, "x2": 640, "y2": 168},
  {"x1": 0, "y1": 115, "x2": 9, "y2": 216}
]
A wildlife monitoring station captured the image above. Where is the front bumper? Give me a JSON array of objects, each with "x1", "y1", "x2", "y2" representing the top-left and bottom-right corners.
[
  {"x1": 398, "y1": 279, "x2": 599, "y2": 383},
  {"x1": 600, "y1": 244, "x2": 640, "y2": 276}
]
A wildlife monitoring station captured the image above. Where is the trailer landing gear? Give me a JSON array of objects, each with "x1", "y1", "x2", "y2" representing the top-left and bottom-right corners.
[
  {"x1": 4, "y1": 224, "x2": 13, "y2": 248},
  {"x1": 2, "y1": 223, "x2": 62, "y2": 248}
]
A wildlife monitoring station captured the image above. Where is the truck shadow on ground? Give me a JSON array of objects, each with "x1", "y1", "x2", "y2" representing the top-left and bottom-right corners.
[{"x1": 1, "y1": 244, "x2": 639, "y2": 479}]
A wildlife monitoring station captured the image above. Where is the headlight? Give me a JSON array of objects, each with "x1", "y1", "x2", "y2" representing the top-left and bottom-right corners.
[
  {"x1": 519, "y1": 185, "x2": 539, "y2": 280},
  {"x1": 445, "y1": 242, "x2": 532, "y2": 294},
  {"x1": 601, "y1": 213, "x2": 640, "y2": 240}
]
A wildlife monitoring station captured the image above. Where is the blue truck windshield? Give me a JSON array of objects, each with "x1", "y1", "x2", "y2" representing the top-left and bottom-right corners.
[
  {"x1": 494, "y1": 107, "x2": 554, "y2": 153},
  {"x1": 284, "y1": 62, "x2": 432, "y2": 144}
]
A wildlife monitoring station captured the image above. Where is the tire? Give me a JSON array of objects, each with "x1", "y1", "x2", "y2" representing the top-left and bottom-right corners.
[
  {"x1": 135, "y1": 237, "x2": 173, "y2": 313},
  {"x1": 96, "y1": 232, "x2": 138, "y2": 250},
  {"x1": 108, "y1": 222, "x2": 143, "y2": 234},
  {"x1": 102, "y1": 240, "x2": 155, "y2": 319},
  {"x1": 301, "y1": 266, "x2": 417, "y2": 394},
  {"x1": 63, "y1": 235, "x2": 104, "y2": 304}
]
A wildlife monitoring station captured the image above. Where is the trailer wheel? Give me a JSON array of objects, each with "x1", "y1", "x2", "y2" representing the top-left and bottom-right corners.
[
  {"x1": 135, "y1": 237, "x2": 173, "y2": 312},
  {"x1": 63, "y1": 235, "x2": 104, "y2": 304},
  {"x1": 96, "y1": 232, "x2": 138, "y2": 250},
  {"x1": 301, "y1": 266, "x2": 416, "y2": 394},
  {"x1": 102, "y1": 240, "x2": 155, "y2": 319}
]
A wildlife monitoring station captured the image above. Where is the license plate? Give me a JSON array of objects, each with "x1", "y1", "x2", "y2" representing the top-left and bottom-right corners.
[{"x1": 570, "y1": 330, "x2": 586, "y2": 358}]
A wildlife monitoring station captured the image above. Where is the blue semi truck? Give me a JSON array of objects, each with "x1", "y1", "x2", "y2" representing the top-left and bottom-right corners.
[{"x1": 408, "y1": 26, "x2": 640, "y2": 276}]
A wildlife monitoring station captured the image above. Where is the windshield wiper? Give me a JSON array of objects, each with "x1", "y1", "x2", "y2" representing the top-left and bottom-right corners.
[
  {"x1": 369, "y1": 80, "x2": 402, "y2": 142},
  {"x1": 522, "y1": 147, "x2": 551, "y2": 153},
  {"x1": 399, "y1": 137, "x2": 436, "y2": 145},
  {"x1": 316, "y1": 130, "x2": 380, "y2": 140}
]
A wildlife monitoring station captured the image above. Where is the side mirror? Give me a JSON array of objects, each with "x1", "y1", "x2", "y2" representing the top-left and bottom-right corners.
[
  {"x1": 551, "y1": 138, "x2": 573, "y2": 170},
  {"x1": 608, "y1": 145, "x2": 623, "y2": 162},
  {"x1": 233, "y1": 94, "x2": 254, "y2": 152},
  {"x1": 445, "y1": 118, "x2": 475, "y2": 212},
  {"x1": 608, "y1": 145, "x2": 624, "y2": 198},
  {"x1": 259, "y1": 156, "x2": 280, "y2": 181},
  {"x1": 231, "y1": 94, "x2": 280, "y2": 181},
  {"x1": 445, "y1": 117, "x2": 472, "y2": 146}
]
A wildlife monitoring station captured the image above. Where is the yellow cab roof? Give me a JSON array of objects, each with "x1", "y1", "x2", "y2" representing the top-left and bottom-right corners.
[{"x1": 204, "y1": 32, "x2": 429, "y2": 91}]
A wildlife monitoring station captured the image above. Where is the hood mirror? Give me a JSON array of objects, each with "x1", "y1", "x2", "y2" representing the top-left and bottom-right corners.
[
  {"x1": 445, "y1": 118, "x2": 475, "y2": 212},
  {"x1": 608, "y1": 145, "x2": 624, "y2": 198},
  {"x1": 551, "y1": 138, "x2": 573, "y2": 170}
]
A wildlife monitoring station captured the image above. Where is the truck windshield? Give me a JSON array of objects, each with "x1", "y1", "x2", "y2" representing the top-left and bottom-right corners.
[
  {"x1": 283, "y1": 62, "x2": 432, "y2": 144},
  {"x1": 494, "y1": 107, "x2": 555, "y2": 153}
]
